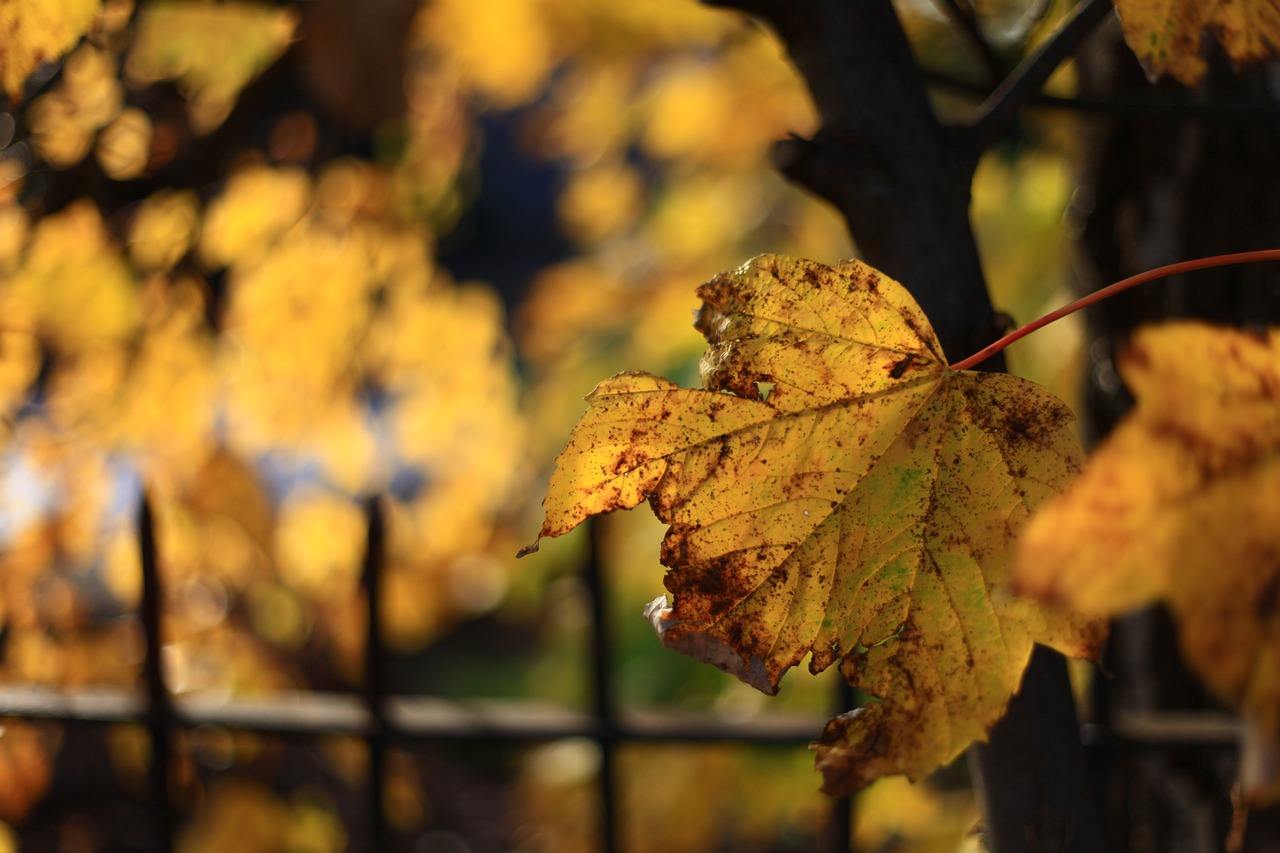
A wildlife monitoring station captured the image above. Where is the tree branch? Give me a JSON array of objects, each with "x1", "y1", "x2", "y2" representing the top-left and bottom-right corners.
[{"x1": 967, "y1": 0, "x2": 1116, "y2": 151}]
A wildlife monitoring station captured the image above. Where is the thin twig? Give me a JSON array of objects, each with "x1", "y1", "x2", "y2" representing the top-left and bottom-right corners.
[
  {"x1": 925, "y1": 68, "x2": 1280, "y2": 121},
  {"x1": 967, "y1": 0, "x2": 1115, "y2": 150}
]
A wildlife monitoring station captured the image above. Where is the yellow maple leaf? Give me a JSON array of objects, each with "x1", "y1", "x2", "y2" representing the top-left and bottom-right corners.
[
  {"x1": 1115, "y1": 0, "x2": 1280, "y2": 85},
  {"x1": 0, "y1": 0, "x2": 101, "y2": 99},
  {"x1": 524, "y1": 254, "x2": 1103, "y2": 791},
  {"x1": 1017, "y1": 321, "x2": 1280, "y2": 802}
]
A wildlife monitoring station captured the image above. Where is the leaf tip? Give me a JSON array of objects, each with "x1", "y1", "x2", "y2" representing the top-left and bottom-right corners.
[
  {"x1": 516, "y1": 539, "x2": 540, "y2": 559},
  {"x1": 812, "y1": 706, "x2": 886, "y2": 796},
  {"x1": 645, "y1": 595, "x2": 780, "y2": 696}
]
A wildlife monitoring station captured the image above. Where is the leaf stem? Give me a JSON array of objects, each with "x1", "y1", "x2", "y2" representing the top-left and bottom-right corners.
[{"x1": 949, "y1": 249, "x2": 1280, "y2": 371}]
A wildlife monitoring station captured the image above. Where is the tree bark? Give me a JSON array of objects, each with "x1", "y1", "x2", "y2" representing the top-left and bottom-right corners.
[{"x1": 704, "y1": 0, "x2": 992, "y2": 363}]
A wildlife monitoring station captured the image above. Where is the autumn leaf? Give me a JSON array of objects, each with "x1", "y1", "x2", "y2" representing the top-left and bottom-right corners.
[
  {"x1": 0, "y1": 0, "x2": 101, "y2": 100},
  {"x1": 1017, "y1": 321, "x2": 1280, "y2": 802},
  {"x1": 524, "y1": 254, "x2": 1103, "y2": 790},
  {"x1": 1114, "y1": 0, "x2": 1280, "y2": 85}
]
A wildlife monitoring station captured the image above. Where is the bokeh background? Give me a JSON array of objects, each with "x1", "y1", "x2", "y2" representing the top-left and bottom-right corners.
[{"x1": 0, "y1": 0, "x2": 1085, "y2": 850}]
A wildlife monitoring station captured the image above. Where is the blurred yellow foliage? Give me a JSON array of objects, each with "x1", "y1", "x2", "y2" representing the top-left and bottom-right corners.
[
  {"x1": 395, "y1": 58, "x2": 471, "y2": 224},
  {"x1": 970, "y1": 150, "x2": 1082, "y2": 409},
  {"x1": 556, "y1": 159, "x2": 646, "y2": 245},
  {"x1": 0, "y1": 0, "x2": 101, "y2": 98},
  {"x1": 383, "y1": 750, "x2": 429, "y2": 832},
  {"x1": 128, "y1": 189, "x2": 201, "y2": 271},
  {"x1": 125, "y1": 1, "x2": 298, "y2": 133},
  {"x1": 116, "y1": 281, "x2": 215, "y2": 483},
  {"x1": 515, "y1": 742, "x2": 830, "y2": 853},
  {"x1": 375, "y1": 282, "x2": 524, "y2": 505},
  {"x1": 647, "y1": 173, "x2": 768, "y2": 264},
  {"x1": 0, "y1": 722, "x2": 59, "y2": 823},
  {"x1": 95, "y1": 105, "x2": 152, "y2": 179},
  {"x1": 284, "y1": 789, "x2": 348, "y2": 853},
  {"x1": 642, "y1": 60, "x2": 735, "y2": 161},
  {"x1": 0, "y1": 150, "x2": 530, "y2": 721},
  {"x1": 0, "y1": 329, "x2": 38, "y2": 420},
  {"x1": 638, "y1": 44, "x2": 810, "y2": 168},
  {"x1": 855, "y1": 776, "x2": 977, "y2": 852},
  {"x1": 219, "y1": 220, "x2": 375, "y2": 456},
  {"x1": 27, "y1": 44, "x2": 122, "y2": 167},
  {"x1": 3, "y1": 200, "x2": 138, "y2": 353},
  {"x1": 0, "y1": 198, "x2": 27, "y2": 270},
  {"x1": 177, "y1": 779, "x2": 291, "y2": 853},
  {"x1": 199, "y1": 164, "x2": 311, "y2": 267},
  {"x1": 275, "y1": 491, "x2": 366, "y2": 598},
  {"x1": 416, "y1": 0, "x2": 557, "y2": 108}
]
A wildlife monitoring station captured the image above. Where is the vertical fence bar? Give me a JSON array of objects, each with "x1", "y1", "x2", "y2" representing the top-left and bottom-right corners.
[
  {"x1": 361, "y1": 496, "x2": 389, "y2": 853},
  {"x1": 825, "y1": 677, "x2": 857, "y2": 853},
  {"x1": 583, "y1": 517, "x2": 621, "y2": 853},
  {"x1": 138, "y1": 492, "x2": 176, "y2": 853}
]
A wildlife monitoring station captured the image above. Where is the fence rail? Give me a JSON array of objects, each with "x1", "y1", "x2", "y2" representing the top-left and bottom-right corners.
[
  {"x1": 0, "y1": 494, "x2": 860, "y2": 852},
  {"x1": 0, "y1": 494, "x2": 1244, "y2": 852},
  {"x1": 0, "y1": 684, "x2": 837, "y2": 743}
]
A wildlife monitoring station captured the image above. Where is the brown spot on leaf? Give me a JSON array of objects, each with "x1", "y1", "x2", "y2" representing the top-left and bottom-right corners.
[{"x1": 889, "y1": 354, "x2": 917, "y2": 379}]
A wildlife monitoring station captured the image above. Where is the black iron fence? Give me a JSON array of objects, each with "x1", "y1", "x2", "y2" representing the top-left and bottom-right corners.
[
  {"x1": 0, "y1": 494, "x2": 1244, "y2": 852},
  {"x1": 0, "y1": 495, "x2": 862, "y2": 852}
]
